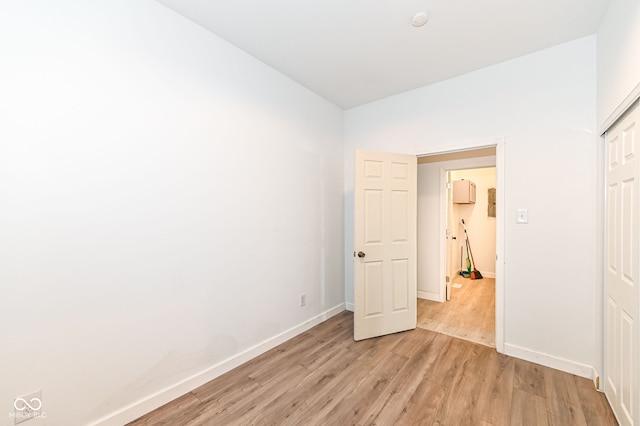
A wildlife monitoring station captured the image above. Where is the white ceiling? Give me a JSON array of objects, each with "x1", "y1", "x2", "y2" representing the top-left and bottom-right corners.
[{"x1": 156, "y1": 0, "x2": 610, "y2": 109}]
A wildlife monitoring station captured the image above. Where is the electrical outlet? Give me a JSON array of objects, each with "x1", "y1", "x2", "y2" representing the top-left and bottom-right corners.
[
  {"x1": 13, "y1": 390, "x2": 42, "y2": 424},
  {"x1": 299, "y1": 293, "x2": 306, "y2": 307}
]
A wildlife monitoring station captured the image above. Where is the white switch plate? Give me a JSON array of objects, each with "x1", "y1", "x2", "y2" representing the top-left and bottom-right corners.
[{"x1": 516, "y1": 209, "x2": 528, "y2": 224}]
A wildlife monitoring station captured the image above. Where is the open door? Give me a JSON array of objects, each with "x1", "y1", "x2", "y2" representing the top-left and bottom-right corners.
[
  {"x1": 445, "y1": 171, "x2": 454, "y2": 301},
  {"x1": 354, "y1": 150, "x2": 417, "y2": 341}
]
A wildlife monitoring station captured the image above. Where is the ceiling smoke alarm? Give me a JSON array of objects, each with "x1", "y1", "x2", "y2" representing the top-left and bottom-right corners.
[{"x1": 411, "y1": 12, "x2": 429, "y2": 28}]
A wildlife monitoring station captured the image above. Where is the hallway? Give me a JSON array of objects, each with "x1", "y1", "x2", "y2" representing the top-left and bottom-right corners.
[{"x1": 417, "y1": 275, "x2": 495, "y2": 347}]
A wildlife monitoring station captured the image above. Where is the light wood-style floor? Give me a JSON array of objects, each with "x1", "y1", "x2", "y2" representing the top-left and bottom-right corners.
[
  {"x1": 418, "y1": 275, "x2": 495, "y2": 347},
  {"x1": 128, "y1": 311, "x2": 616, "y2": 426}
]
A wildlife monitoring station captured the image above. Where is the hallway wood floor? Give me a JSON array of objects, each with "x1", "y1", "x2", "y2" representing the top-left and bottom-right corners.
[
  {"x1": 418, "y1": 275, "x2": 495, "y2": 347},
  {"x1": 128, "y1": 311, "x2": 616, "y2": 426}
]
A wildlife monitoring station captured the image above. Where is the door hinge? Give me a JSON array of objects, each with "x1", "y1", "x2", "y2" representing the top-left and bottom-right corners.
[{"x1": 446, "y1": 182, "x2": 452, "y2": 189}]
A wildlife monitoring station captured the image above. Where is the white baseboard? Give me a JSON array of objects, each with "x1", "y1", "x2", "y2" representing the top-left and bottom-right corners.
[
  {"x1": 417, "y1": 290, "x2": 441, "y2": 301},
  {"x1": 345, "y1": 302, "x2": 354, "y2": 312},
  {"x1": 90, "y1": 303, "x2": 346, "y2": 426},
  {"x1": 454, "y1": 269, "x2": 496, "y2": 279},
  {"x1": 504, "y1": 343, "x2": 593, "y2": 379}
]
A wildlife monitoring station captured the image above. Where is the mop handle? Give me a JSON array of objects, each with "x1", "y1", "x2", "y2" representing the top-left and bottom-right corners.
[{"x1": 462, "y1": 219, "x2": 478, "y2": 269}]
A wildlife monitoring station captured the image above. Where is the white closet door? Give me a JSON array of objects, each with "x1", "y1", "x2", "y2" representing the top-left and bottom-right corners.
[{"x1": 605, "y1": 100, "x2": 640, "y2": 426}]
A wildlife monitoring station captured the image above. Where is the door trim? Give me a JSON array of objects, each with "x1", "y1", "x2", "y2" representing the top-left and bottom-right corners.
[
  {"x1": 417, "y1": 138, "x2": 505, "y2": 353},
  {"x1": 599, "y1": 82, "x2": 640, "y2": 135}
]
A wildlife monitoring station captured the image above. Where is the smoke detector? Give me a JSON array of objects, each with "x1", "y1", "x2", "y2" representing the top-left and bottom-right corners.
[{"x1": 411, "y1": 12, "x2": 429, "y2": 28}]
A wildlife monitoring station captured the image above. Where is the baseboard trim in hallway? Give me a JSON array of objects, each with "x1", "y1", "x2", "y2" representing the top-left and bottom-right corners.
[{"x1": 504, "y1": 343, "x2": 595, "y2": 380}]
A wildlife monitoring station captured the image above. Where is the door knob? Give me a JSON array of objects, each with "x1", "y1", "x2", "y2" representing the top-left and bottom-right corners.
[{"x1": 357, "y1": 251, "x2": 366, "y2": 258}]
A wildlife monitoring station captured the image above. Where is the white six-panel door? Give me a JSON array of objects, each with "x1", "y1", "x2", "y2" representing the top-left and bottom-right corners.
[
  {"x1": 354, "y1": 150, "x2": 417, "y2": 341},
  {"x1": 605, "y1": 100, "x2": 640, "y2": 426}
]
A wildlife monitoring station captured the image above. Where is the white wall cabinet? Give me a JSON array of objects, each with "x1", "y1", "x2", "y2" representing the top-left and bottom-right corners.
[{"x1": 453, "y1": 180, "x2": 476, "y2": 204}]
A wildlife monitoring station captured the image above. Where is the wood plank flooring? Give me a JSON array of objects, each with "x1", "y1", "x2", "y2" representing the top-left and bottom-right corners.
[
  {"x1": 418, "y1": 275, "x2": 495, "y2": 347},
  {"x1": 128, "y1": 311, "x2": 617, "y2": 426}
]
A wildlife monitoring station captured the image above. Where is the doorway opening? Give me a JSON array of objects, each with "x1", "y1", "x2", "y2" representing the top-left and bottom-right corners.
[{"x1": 415, "y1": 145, "x2": 501, "y2": 349}]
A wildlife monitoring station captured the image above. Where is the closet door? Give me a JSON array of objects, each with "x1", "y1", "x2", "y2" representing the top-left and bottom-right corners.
[{"x1": 604, "y1": 100, "x2": 639, "y2": 426}]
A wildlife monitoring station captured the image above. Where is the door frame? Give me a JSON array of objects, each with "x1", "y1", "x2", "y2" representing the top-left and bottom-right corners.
[
  {"x1": 418, "y1": 138, "x2": 505, "y2": 353},
  {"x1": 438, "y1": 159, "x2": 497, "y2": 301}
]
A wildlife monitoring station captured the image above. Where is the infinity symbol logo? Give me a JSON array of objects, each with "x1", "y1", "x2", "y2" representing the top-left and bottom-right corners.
[{"x1": 13, "y1": 397, "x2": 42, "y2": 411}]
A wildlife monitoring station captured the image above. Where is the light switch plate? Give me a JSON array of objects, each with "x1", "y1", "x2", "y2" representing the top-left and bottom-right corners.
[{"x1": 516, "y1": 208, "x2": 528, "y2": 224}]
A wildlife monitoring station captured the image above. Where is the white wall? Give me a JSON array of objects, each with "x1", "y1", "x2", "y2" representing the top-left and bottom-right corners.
[
  {"x1": 0, "y1": 2, "x2": 344, "y2": 425},
  {"x1": 416, "y1": 162, "x2": 443, "y2": 300},
  {"x1": 345, "y1": 36, "x2": 598, "y2": 375},
  {"x1": 451, "y1": 168, "x2": 497, "y2": 277},
  {"x1": 597, "y1": 0, "x2": 640, "y2": 127}
]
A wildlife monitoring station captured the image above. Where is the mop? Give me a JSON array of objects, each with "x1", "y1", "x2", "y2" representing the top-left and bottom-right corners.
[
  {"x1": 462, "y1": 219, "x2": 483, "y2": 280},
  {"x1": 460, "y1": 246, "x2": 470, "y2": 278}
]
